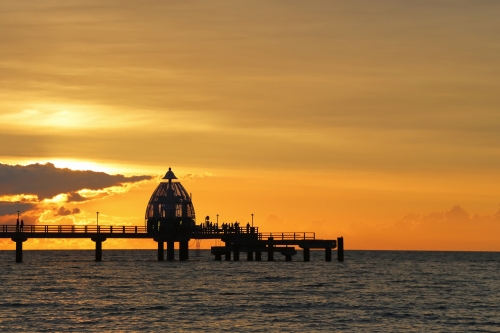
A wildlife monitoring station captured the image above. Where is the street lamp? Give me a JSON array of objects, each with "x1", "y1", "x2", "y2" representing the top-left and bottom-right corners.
[
  {"x1": 97, "y1": 212, "x2": 99, "y2": 227},
  {"x1": 251, "y1": 213, "x2": 254, "y2": 227},
  {"x1": 17, "y1": 211, "x2": 20, "y2": 220}
]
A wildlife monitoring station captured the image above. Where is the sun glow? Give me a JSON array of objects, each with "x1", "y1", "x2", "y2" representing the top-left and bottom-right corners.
[
  {"x1": 42, "y1": 193, "x2": 68, "y2": 204},
  {"x1": 0, "y1": 194, "x2": 38, "y2": 202}
]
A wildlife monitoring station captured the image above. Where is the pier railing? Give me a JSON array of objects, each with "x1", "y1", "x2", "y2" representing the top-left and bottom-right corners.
[
  {"x1": 1, "y1": 225, "x2": 148, "y2": 234},
  {"x1": 1, "y1": 225, "x2": 315, "y2": 241},
  {"x1": 259, "y1": 232, "x2": 315, "y2": 241}
]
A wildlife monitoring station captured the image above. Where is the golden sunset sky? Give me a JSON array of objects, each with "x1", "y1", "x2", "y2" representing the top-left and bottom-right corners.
[{"x1": 1, "y1": 1, "x2": 499, "y2": 250}]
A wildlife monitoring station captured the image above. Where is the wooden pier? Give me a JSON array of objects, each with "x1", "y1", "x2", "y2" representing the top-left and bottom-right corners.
[{"x1": 1, "y1": 224, "x2": 343, "y2": 263}]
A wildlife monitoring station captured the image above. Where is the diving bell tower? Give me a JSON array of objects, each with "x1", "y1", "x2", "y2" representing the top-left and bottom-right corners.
[{"x1": 145, "y1": 168, "x2": 196, "y2": 236}]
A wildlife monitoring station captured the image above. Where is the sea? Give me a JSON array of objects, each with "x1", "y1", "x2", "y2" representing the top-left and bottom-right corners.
[{"x1": 0, "y1": 250, "x2": 499, "y2": 332}]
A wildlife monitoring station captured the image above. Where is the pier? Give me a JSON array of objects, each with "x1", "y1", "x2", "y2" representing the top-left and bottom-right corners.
[
  {"x1": 1, "y1": 224, "x2": 343, "y2": 263},
  {"x1": 2, "y1": 168, "x2": 343, "y2": 263}
]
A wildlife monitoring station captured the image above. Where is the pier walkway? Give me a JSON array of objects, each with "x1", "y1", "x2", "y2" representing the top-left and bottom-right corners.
[{"x1": 1, "y1": 224, "x2": 343, "y2": 263}]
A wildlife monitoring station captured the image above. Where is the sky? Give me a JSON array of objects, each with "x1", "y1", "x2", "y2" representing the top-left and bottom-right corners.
[{"x1": 1, "y1": 1, "x2": 499, "y2": 251}]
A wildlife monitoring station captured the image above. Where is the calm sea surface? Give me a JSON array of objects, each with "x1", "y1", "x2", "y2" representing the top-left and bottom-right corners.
[{"x1": 0, "y1": 250, "x2": 499, "y2": 332}]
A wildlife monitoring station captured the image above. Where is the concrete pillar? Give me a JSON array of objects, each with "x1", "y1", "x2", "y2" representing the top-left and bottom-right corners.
[
  {"x1": 303, "y1": 248, "x2": 310, "y2": 262},
  {"x1": 337, "y1": 237, "x2": 344, "y2": 262},
  {"x1": 225, "y1": 251, "x2": 231, "y2": 261},
  {"x1": 255, "y1": 251, "x2": 262, "y2": 261},
  {"x1": 215, "y1": 254, "x2": 222, "y2": 261},
  {"x1": 12, "y1": 237, "x2": 28, "y2": 263},
  {"x1": 16, "y1": 240, "x2": 23, "y2": 263},
  {"x1": 157, "y1": 241, "x2": 164, "y2": 261},
  {"x1": 325, "y1": 246, "x2": 332, "y2": 262},
  {"x1": 167, "y1": 241, "x2": 175, "y2": 261},
  {"x1": 247, "y1": 251, "x2": 253, "y2": 261},
  {"x1": 95, "y1": 240, "x2": 102, "y2": 262},
  {"x1": 233, "y1": 244, "x2": 240, "y2": 261},
  {"x1": 91, "y1": 237, "x2": 106, "y2": 262},
  {"x1": 267, "y1": 237, "x2": 274, "y2": 261},
  {"x1": 179, "y1": 240, "x2": 189, "y2": 261},
  {"x1": 285, "y1": 254, "x2": 292, "y2": 261}
]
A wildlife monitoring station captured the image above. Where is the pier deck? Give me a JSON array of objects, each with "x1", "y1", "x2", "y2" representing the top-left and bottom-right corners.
[{"x1": 1, "y1": 224, "x2": 343, "y2": 263}]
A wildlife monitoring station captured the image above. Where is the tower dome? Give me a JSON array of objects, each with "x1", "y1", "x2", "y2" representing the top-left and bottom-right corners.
[{"x1": 145, "y1": 168, "x2": 195, "y2": 234}]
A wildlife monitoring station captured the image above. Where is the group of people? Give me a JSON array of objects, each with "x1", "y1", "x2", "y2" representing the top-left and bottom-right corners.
[
  {"x1": 16, "y1": 218, "x2": 24, "y2": 232},
  {"x1": 200, "y1": 221, "x2": 254, "y2": 234}
]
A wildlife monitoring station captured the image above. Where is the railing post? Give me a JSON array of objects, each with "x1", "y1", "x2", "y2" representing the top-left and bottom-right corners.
[
  {"x1": 123, "y1": 226, "x2": 125, "y2": 233},
  {"x1": 135, "y1": 226, "x2": 137, "y2": 233}
]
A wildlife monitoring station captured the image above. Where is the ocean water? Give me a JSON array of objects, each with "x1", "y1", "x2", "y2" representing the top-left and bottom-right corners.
[{"x1": 0, "y1": 250, "x2": 499, "y2": 332}]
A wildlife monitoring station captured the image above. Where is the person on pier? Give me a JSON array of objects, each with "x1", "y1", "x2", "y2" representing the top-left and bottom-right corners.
[{"x1": 20, "y1": 220, "x2": 24, "y2": 232}]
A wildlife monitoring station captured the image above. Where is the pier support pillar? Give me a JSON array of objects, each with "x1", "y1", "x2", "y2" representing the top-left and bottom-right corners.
[
  {"x1": 325, "y1": 246, "x2": 332, "y2": 262},
  {"x1": 303, "y1": 248, "x2": 310, "y2": 262},
  {"x1": 95, "y1": 241, "x2": 102, "y2": 262},
  {"x1": 12, "y1": 237, "x2": 28, "y2": 263},
  {"x1": 16, "y1": 240, "x2": 23, "y2": 263},
  {"x1": 91, "y1": 237, "x2": 106, "y2": 262},
  {"x1": 157, "y1": 241, "x2": 164, "y2": 261},
  {"x1": 233, "y1": 245, "x2": 240, "y2": 261},
  {"x1": 255, "y1": 251, "x2": 262, "y2": 261},
  {"x1": 167, "y1": 241, "x2": 175, "y2": 261},
  {"x1": 267, "y1": 237, "x2": 274, "y2": 261},
  {"x1": 179, "y1": 240, "x2": 189, "y2": 261},
  {"x1": 215, "y1": 254, "x2": 222, "y2": 261},
  {"x1": 247, "y1": 251, "x2": 253, "y2": 261},
  {"x1": 285, "y1": 254, "x2": 292, "y2": 261},
  {"x1": 337, "y1": 237, "x2": 344, "y2": 262},
  {"x1": 225, "y1": 251, "x2": 231, "y2": 261}
]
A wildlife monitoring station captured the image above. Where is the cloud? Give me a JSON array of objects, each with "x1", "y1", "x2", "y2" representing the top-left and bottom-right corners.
[
  {"x1": 54, "y1": 206, "x2": 81, "y2": 216},
  {"x1": 0, "y1": 163, "x2": 153, "y2": 199},
  {"x1": 66, "y1": 191, "x2": 87, "y2": 202},
  {"x1": 0, "y1": 162, "x2": 153, "y2": 224},
  {"x1": 179, "y1": 172, "x2": 214, "y2": 181},
  {"x1": 0, "y1": 202, "x2": 37, "y2": 216}
]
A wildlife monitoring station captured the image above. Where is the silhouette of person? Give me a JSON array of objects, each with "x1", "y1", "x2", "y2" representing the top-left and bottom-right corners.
[
  {"x1": 16, "y1": 218, "x2": 19, "y2": 232},
  {"x1": 246, "y1": 223, "x2": 250, "y2": 233},
  {"x1": 20, "y1": 220, "x2": 24, "y2": 232}
]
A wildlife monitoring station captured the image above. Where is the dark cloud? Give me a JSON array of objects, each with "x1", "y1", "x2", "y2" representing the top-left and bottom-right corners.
[
  {"x1": 54, "y1": 206, "x2": 81, "y2": 216},
  {"x1": 67, "y1": 191, "x2": 87, "y2": 202},
  {"x1": 0, "y1": 163, "x2": 153, "y2": 199},
  {"x1": 0, "y1": 202, "x2": 36, "y2": 216}
]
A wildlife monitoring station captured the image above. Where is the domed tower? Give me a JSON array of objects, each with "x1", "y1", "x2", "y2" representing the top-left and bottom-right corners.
[{"x1": 145, "y1": 168, "x2": 196, "y2": 235}]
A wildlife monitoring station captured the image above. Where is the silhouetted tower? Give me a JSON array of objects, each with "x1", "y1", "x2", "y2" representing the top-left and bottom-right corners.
[{"x1": 145, "y1": 168, "x2": 196, "y2": 237}]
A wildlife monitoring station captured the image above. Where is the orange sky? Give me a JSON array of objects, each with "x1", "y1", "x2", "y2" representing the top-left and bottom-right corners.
[{"x1": 1, "y1": 1, "x2": 499, "y2": 251}]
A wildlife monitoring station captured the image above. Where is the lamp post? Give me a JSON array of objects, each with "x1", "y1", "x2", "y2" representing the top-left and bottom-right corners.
[
  {"x1": 97, "y1": 212, "x2": 99, "y2": 227},
  {"x1": 17, "y1": 211, "x2": 20, "y2": 220},
  {"x1": 251, "y1": 213, "x2": 254, "y2": 227},
  {"x1": 216, "y1": 214, "x2": 219, "y2": 224}
]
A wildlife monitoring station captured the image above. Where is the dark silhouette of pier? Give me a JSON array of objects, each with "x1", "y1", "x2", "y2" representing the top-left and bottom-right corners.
[{"x1": 1, "y1": 224, "x2": 344, "y2": 263}]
